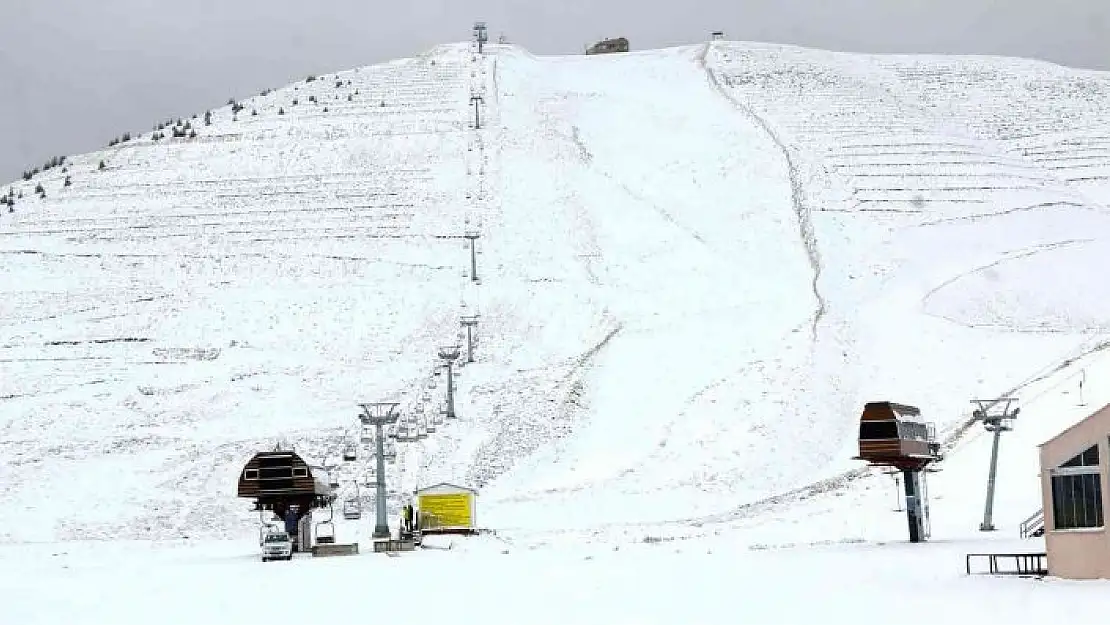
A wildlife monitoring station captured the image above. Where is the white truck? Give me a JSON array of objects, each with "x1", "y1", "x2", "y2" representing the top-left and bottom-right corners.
[{"x1": 261, "y1": 529, "x2": 293, "y2": 561}]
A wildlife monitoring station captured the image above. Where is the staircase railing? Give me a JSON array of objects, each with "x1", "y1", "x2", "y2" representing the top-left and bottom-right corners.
[{"x1": 1020, "y1": 508, "x2": 1045, "y2": 538}]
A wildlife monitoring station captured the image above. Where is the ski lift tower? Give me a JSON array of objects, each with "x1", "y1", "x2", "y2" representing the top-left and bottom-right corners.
[
  {"x1": 460, "y1": 315, "x2": 480, "y2": 363},
  {"x1": 464, "y1": 229, "x2": 480, "y2": 282},
  {"x1": 972, "y1": 398, "x2": 1020, "y2": 532},
  {"x1": 473, "y1": 22, "x2": 488, "y2": 54},
  {"x1": 358, "y1": 402, "x2": 400, "y2": 539},
  {"x1": 438, "y1": 345, "x2": 462, "y2": 419},
  {"x1": 469, "y1": 94, "x2": 484, "y2": 130}
]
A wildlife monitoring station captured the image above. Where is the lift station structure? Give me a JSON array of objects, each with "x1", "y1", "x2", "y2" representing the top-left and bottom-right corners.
[
  {"x1": 854, "y1": 401, "x2": 943, "y2": 543},
  {"x1": 237, "y1": 449, "x2": 335, "y2": 551}
]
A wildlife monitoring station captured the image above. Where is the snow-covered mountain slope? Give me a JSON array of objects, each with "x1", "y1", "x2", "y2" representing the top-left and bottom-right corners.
[{"x1": 3, "y1": 40, "x2": 1110, "y2": 544}]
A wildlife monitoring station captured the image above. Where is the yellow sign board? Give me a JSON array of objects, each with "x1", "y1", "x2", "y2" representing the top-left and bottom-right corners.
[{"x1": 418, "y1": 492, "x2": 472, "y2": 528}]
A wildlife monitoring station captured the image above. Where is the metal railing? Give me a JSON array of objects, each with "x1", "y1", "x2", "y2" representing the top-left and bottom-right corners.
[
  {"x1": 966, "y1": 552, "x2": 1047, "y2": 577},
  {"x1": 1020, "y1": 508, "x2": 1045, "y2": 538}
]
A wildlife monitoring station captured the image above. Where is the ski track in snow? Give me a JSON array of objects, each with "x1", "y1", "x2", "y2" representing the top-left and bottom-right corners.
[{"x1": 699, "y1": 42, "x2": 827, "y2": 339}]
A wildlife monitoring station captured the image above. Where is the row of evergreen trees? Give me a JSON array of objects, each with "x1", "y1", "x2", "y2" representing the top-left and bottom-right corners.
[
  {"x1": 95, "y1": 73, "x2": 362, "y2": 151},
  {"x1": 19, "y1": 76, "x2": 363, "y2": 192},
  {"x1": 21, "y1": 155, "x2": 67, "y2": 181}
]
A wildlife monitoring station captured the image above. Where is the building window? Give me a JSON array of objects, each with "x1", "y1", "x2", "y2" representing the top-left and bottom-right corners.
[
  {"x1": 1061, "y1": 444, "x2": 1099, "y2": 468},
  {"x1": 897, "y1": 421, "x2": 929, "y2": 441},
  {"x1": 860, "y1": 420, "x2": 898, "y2": 439},
  {"x1": 1051, "y1": 445, "x2": 1103, "y2": 530},
  {"x1": 243, "y1": 469, "x2": 259, "y2": 480},
  {"x1": 292, "y1": 467, "x2": 308, "y2": 478}
]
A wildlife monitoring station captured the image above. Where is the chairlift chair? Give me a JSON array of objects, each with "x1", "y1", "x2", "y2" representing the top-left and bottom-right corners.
[
  {"x1": 315, "y1": 501, "x2": 336, "y2": 544},
  {"x1": 342, "y1": 497, "x2": 362, "y2": 520},
  {"x1": 315, "y1": 519, "x2": 336, "y2": 544},
  {"x1": 343, "y1": 448, "x2": 357, "y2": 462},
  {"x1": 396, "y1": 425, "x2": 415, "y2": 443}
]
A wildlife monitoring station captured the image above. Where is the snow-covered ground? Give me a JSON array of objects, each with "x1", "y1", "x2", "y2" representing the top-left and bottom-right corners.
[
  {"x1": 4, "y1": 38, "x2": 1110, "y2": 621},
  {"x1": 6, "y1": 533, "x2": 1107, "y2": 625}
]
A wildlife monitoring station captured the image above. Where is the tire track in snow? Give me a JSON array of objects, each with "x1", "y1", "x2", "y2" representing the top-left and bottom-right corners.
[
  {"x1": 919, "y1": 238, "x2": 1093, "y2": 329},
  {"x1": 697, "y1": 43, "x2": 826, "y2": 339}
]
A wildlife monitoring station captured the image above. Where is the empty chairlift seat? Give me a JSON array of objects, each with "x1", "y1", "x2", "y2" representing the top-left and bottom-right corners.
[{"x1": 342, "y1": 497, "x2": 362, "y2": 520}]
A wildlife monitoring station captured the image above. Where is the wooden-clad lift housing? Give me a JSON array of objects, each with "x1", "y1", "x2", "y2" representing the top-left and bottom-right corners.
[
  {"x1": 855, "y1": 401, "x2": 940, "y2": 470},
  {"x1": 237, "y1": 451, "x2": 333, "y2": 514}
]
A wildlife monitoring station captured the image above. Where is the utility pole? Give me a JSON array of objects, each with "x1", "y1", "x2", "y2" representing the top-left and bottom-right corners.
[
  {"x1": 461, "y1": 315, "x2": 480, "y2": 363},
  {"x1": 470, "y1": 94, "x2": 484, "y2": 130},
  {"x1": 358, "y1": 402, "x2": 400, "y2": 539},
  {"x1": 972, "y1": 398, "x2": 1020, "y2": 532},
  {"x1": 464, "y1": 231, "x2": 480, "y2": 282},
  {"x1": 438, "y1": 345, "x2": 461, "y2": 419}
]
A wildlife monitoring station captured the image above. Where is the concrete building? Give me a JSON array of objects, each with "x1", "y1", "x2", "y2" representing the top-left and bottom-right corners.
[{"x1": 1039, "y1": 402, "x2": 1110, "y2": 579}]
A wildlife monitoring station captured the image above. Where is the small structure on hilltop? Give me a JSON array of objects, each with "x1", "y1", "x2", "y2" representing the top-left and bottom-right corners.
[
  {"x1": 853, "y1": 401, "x2": 942, "y2": 543},
  {"x1": 711, "y1": 31, "x2": 725, "y2": 41},
  {"x1": 416, "y1": 482, "x2": 479, "y2": 535},
  {"x1": 1038, "y1": 401, "x2": 1110, "y2": 579},
  {"x1": 586, "y1": 37, "x2": 629, "y2": 55}
]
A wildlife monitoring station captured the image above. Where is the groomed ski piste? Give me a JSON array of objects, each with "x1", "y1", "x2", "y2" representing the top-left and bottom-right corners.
[{"x1": 4, "y1": 38, "x2": 1110, "y2": 622}]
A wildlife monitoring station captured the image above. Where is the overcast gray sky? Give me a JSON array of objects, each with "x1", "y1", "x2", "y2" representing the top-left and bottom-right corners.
[{"x1": 2, "y1": 0, "x2": 1108, "y2": 184}]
